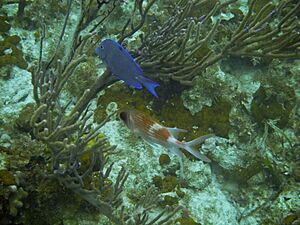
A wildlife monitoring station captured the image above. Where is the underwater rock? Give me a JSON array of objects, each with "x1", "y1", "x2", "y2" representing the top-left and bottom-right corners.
[
  {"x1": 161, "y1": 195, "x2": 179, "y2": 207},
  {"x1": 181, "y1": 65, "x2": 222, "y2": 115},
  {"x1": 0, "y1": 132, "x2": 12, "y2": 149},
  {"x1": 201, "y1": 137, "x2": 249, "y2": 171},
  {"x1": 0, "y1": 148, "x2": 8, "y2": 170},
  {"x1": 187, "y1": 178, "x2": 239, "y2": 225},
  {"x1": 248, "y1": 186, "x2": 300, "y2": 225},
  {"x1": 282, "y1": 213, "x2": 300, "y2": 225},
  {"x1": 184, "y1": 160, "x2": 212, "y2": 190},
  {"x1": 0, "y1": 68, "x2": 33, "y2": 120},
  {"x1": 105, "y1": 101, "x2": 118, "y2": 118},
  {"x1": 153, "y1": 175, "x2": 178, "y2": 193},
  {"x1": 268, "y1": 188, "x2": 300, "y2": 223}
]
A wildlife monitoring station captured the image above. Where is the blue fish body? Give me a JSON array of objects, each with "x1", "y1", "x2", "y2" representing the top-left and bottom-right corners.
[{"x1": 95, "y1": 39, "x2": 159, "y2": 98}]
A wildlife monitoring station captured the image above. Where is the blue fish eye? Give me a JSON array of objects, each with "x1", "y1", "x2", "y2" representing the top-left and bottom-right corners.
[{"x1": 100, "y1": 45, "x2": 104, "y2": 49}]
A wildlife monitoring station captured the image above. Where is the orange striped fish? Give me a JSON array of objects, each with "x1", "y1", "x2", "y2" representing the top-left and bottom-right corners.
[{"x1": 119, "y1": 109, "x2": 214, "y2": 172}]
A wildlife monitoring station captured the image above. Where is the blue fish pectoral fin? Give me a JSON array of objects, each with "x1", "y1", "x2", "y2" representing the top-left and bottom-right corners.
[
  {"x1": 167, "y1": 127, "x2": 188, "y2": 139},
  {"x1": 95, "y1": 47, "x2": 101, "y2": 55},
  {"x1": 136, "y1": 76, "x2": 159, "y2": 98},
  {"x1": 122, "y1": 78, "x2": 143, "y2": 89}
]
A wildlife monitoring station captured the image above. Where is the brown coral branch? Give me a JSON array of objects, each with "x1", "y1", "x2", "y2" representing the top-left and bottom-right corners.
[
  {"x1": 118, "y1": 0, "x2": 157, "y2": 43},
  {"x1": 138, "y1": 0, "x2": 232, "y2": 84},
  {"x1": 46, "y1": 0, "x2": 73, "y2": 70},
  {"x1": 29, "y1": 0, "x2": 172, "y2": 223},
  {"x1": 137, "y1": 0, "x2": 299, "y2": 85},
  {"x1": 225, "y1": 0, "x2": 300, "y2": 59}
]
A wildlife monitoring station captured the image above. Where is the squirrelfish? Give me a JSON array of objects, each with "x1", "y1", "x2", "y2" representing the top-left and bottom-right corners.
[
  {"x1": 119, "y1": 109, "x2": 214, "y2": 172},
  {"x1": 96, "y1": 39, "x2": 159, "y2": 98}
]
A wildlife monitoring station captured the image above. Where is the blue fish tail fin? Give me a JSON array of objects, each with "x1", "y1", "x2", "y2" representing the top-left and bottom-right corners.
[{"x1": 138, "y1": 76, "x2": 159, "y2": 98}]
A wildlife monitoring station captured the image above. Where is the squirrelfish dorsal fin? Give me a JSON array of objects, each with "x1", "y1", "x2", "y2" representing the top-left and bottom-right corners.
[{"x1": 167, "y1": 127, "x2": 187, "y2": 138}]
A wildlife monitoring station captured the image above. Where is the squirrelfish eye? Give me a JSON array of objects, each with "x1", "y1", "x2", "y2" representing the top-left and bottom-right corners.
[{"x1": 119, "y1": 112, "x2": 127, "y2": 122}]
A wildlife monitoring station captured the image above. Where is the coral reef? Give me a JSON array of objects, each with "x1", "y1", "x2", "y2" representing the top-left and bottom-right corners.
[{"x1": 0, "y1": 0, "x2": 299, "y2": 224}]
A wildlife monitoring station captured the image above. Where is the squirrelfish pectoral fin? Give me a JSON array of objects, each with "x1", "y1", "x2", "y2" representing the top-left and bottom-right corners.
[
  {"x1": 142, "y1": 136, "x2": 161, "y2": 148},
  {"x1": 169, "y1": 146, "x2": 184, "y2": 176}
]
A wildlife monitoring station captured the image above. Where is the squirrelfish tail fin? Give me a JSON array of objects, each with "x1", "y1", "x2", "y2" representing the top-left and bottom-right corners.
[
  {"x1": 183, "y1": 134, "x2": 215, "y2": 163},
  {"x1": 187, "y1": 134, "x2": 215, "y2": 146},
  {"x1": 137, "y1": 76, "x2": 159, "y2": 98}
]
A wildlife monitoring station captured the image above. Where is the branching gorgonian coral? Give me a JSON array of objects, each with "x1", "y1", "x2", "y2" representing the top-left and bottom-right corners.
[
  {"x1": 30, "y1": 0, "x2": 180, "y2": 223},
  {"x1": 137, "y1": 0, "x2": 300, "y2": 85}
]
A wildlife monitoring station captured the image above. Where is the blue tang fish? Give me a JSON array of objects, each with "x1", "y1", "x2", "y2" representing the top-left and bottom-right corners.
[{"x1": 96, "y1": 39, "x2": 159, "y2": 98}]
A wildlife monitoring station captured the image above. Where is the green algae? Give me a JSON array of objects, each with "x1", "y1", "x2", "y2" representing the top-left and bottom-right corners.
[
  {"x1": 153, "y1": 175, "x2": 178, "y2": 193},
  {"x1": 282, "y1": 213, "x2": 300, "y2": 225},
  {"x1": 15, "y1": 103, "x2": 35, "y2": 133},
  {"x1": 176, "y1": 216, "x2": 201, "y2": 225},
  {"x1": 159, "y1": 153, "x2": 171, "y2": 166},
  {"x1": 152, "y1": 174, "x2": 187, "y2": 207},
  {"x1": 0, "y1": 16, "x2": 27, "y2": 70},
  {"x1": 95, "y1": 82, "x2": 230, "y2": 141},
  {"x1": 0, "y1": 170, "x2": 16, "y2": 185},
  {"x1": 0, "y1": 16, "x2": 11, "y2": 32},
  {"x1": 161, "y1": 195, "x2": 179, "y2": 207}
]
